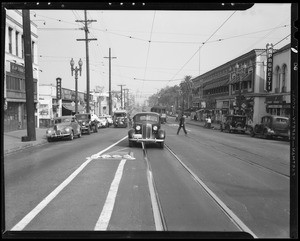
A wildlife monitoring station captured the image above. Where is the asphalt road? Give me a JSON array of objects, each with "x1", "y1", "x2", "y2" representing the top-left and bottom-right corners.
[{"x1": 3, "y1": 120, "x2": 290, "y2": 238}]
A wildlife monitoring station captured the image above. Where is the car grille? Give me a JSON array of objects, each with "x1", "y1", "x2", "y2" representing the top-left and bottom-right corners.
[{"x1": 142, "y1": 123, "x2": 152, "y2": 139}]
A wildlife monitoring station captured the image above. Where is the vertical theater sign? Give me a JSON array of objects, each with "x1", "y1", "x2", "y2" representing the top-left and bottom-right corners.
[{"x1": 266, "y1": 43, "x2": 274, "y2": 92}]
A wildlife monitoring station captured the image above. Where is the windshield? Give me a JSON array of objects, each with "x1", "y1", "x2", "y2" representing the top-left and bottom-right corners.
[
  {"x1": 76, "y1": 114, "x2": 89, "y2": 120},
  {"x1": 135, "y1": 114, "x2": 159, "y2": 122},
  {"x1": 3, "y1": 3, "x2": 293, "y2": 238}
]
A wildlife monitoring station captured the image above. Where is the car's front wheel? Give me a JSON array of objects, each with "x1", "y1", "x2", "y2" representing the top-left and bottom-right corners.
[
  {"x1": 47, "y1": 137, "x2": 52, "y2": 142},
  {"x1": 69, "y1": 131, "x2": 74, "y2": 140},
  {"x1": 159, "y1": 142, "x2": 164, "y2": 149}
]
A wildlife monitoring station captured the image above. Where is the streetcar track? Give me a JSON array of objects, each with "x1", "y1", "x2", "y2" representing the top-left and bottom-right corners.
[
  {"x1": 142, "y1": 142, "x2": 167, "y2": 231},
  {"x1": 182, "y1": 134, "x2": 289, "y2": 179},
  {"x1": 163, "y1": 144, "x2": 258, "y2": 238}
]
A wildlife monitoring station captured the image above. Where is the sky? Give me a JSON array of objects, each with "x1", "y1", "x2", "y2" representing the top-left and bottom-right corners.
[{"x1": 31, "y1": 3, "x2": 291, "y2": 104}]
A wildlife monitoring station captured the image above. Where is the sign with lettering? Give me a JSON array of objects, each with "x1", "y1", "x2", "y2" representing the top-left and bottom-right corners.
[
  {"x1": 56, "y1": 77, "x2": 62, "y2": 99},
  {"x1": 11, "y1": 62, "x2": 25, "y2": 74},
  {"x1": 266, "y1": 43, "x2": 273, "y2": 92}
]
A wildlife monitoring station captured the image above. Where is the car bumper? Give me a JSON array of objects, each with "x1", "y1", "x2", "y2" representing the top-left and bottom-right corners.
[
  {"x1": 129, "y1": 138, "x2": 164, "y2": 143},
  {"x1": 46, "y1": 133, "x2": 70, "y2": 138}
]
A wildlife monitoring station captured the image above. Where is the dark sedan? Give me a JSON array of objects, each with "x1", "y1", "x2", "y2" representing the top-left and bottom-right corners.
[{"x1": 128, "y1": 112, "x2": 165, "y2": 148}]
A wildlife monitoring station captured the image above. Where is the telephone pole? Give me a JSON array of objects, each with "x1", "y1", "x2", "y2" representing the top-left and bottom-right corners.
[
  {"x1": 123, "y1": 88, "x2": 129, "y2": 110},
  {"x1": 76, "y1": 10, "x2": 97, "y2": 113},
  {"x1": 118, "y1": 84, "x2": 126, "y2": 109},
  {"x1": 22, "y1": 10, "x2": 36, "y2": 142},
  {"x1": 104, "y1": 48, "x2": 117, "y2": 115}
]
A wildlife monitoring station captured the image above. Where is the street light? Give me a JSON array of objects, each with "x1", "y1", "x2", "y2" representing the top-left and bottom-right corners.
[
  {"x1": 234, "y1": 63, "x2": 247, "y2": 115},
  {"x1": 70, "y1": 58, "x2": 83, "y2": 114}
]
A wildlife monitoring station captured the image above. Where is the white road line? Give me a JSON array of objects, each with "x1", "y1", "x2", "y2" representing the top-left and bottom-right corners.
[
  {"x1": 11, "y1": 136, "x2": 128, "y2": 231},
  {"x1": 94, "y1": 159, "x2": 127, "y2": 230}
]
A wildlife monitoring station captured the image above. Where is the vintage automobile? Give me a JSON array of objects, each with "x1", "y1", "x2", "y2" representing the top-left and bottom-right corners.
[
  {"x1": 113, "y1": 110, "x2": 128, "y2": 128},
  {"x1": 75, "y1": 113, "x2": 98, "y2": 134},
  {"x1": 250, "y1": 115, "x2": 290, "y2": 140},
  {"x1": 128, "y1": 112, "x2": 166, "y2": 148},
  {"x1": 46, "y1": 116, "x2": 81, "y2": 142},
  {"x1": 220, "y1": 114, "x2": 247, "y2": 134}
]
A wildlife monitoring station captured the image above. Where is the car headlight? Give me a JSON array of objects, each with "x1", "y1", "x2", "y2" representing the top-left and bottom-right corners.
[
  {"x1": 65, "y1": 127, "x2": 70, "y2": 132},
  {"x1": 46, "y1": 130, "x2": 52, "y2": 134},
  {"x1": 153, "y1": 126, "x2": 158, "y2": 131},
  {"x1": 136, "y1": 125, "x2": 141, "y2": 131}
]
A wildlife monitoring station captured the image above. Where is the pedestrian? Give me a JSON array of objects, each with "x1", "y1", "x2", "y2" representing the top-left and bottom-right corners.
[
  {"x1": 175, "y1": 113, "x2": 178, "y2": 122},
  {"x1": 207, "y1": 116, "x2": 212, "y2": 129},
  {"x1": 177, "y1": 114, "x2": 187, "y2": 135}
]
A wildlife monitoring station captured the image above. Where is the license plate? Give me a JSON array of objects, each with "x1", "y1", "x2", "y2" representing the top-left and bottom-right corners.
[{"x1": 133, "y1": 134, "x2": 142, "y2": 138}]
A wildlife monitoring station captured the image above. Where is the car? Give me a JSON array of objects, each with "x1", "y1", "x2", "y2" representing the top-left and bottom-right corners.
[
  {"x1": 250, "y1": 115, "x2": 290, "y2": 140},
  {"x1": 220, "y1": 114, "x2": 247, "y2": 134},
  {"x1": 113, "y1": 110, "x2": 128, "y2": 128},
  {"x1": 102, "y1": 114, "x2": 113, "y2": 126},
  {"x1": 46, "y1": 116, "x2": 81, "y2": 142},
  {"x1": 98, "y1": 116, "x2": 109, "y2": 128},
  {"x1": 128, "y1": 112, "x2": 166, "y2": 148},
  {"x1": 75, "y1": 113, "x2": 98, "y2": 134}
]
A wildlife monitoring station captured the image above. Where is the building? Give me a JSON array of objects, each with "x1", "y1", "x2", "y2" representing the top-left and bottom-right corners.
[
  {"x1": 265, "y1": 43, "x2": 291, "y2": 118},
  {"x1": 4, "y1": 10, "x2": 39, "y2": 132},
  {"x1": 192, "y1": 44, "x2": 291, "y2": 125}
]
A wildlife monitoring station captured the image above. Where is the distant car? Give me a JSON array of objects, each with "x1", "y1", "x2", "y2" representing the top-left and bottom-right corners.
[
  {"x1": 220, "y1": 114, "x2": 247, "y2": 134},
  {"x1": 128, "y1": 112, "x2": 165, "y2": 148},
  {"x1": 113, "y1": 110, "x2": 128, "y2": 128},
  {"x1": 98, "y1": 116, "x2": 109, "y2": 128},
  {"x1": 75, "y1": 113, "x2": 98, "y2": 134},
  {"x1": 102, "y1": 114, "x2": 113, "y2": 126},
  {"x1": 251, "y1": 115, "x2": 290, "y2": 140},
  {"x1": 46, "y1": 116, "x2": 81, "y2": 142}
]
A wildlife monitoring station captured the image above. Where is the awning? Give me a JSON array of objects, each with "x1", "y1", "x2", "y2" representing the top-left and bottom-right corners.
[
  {"x1": 62, "y1": 103, "x2": 85, "y2": 112},
  {"x1": 203, "y1": 79, "x2": 229, "y2": 90},
  {"x1": 230, "y1": 73, "x2": 253, "y2": 84}
]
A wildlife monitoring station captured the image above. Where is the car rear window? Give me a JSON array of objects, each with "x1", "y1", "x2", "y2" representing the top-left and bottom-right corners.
[{"x1": 275, "y1": 118, "x2": 288, "y2": 123}]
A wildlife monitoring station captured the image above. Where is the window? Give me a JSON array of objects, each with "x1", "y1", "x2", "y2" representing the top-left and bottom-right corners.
[
  {"x1": 21, "y1": 35, "x2": 24, "y2": 58},
  {"x1": 15, "y1": 31, "x2": 19, "y2": 56},
  {"x1": 31, "y1": 41, "x2": 35, "y2": 63},
  {"x1": 275, "y1": 66, "x2": 281, "y2": 91},
  {"x1": 282, "y1": 64, "x2": 287, "y2": 92},
  {"x1": 8, "y1": 27, "x2": 13, "y2": 54}
]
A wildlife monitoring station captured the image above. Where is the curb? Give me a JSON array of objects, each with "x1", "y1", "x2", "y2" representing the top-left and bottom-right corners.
[{"x1": 4, "y1": 139, "x2": 48, "y2": 156}]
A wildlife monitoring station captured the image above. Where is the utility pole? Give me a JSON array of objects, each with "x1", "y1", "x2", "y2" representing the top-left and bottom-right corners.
[
  {"x1": 76, "y1": 10, "x2": 97, "y2": 113},
  {"x1": 22, "y1": 10, "x2": 36, "y2": 142},
  {"x1": 104, "y1": 48, "x2": 117, "y2": 115},
  {"x1": 123, "y1": 88, "x2": 129, "y2": 110},
  {"x1": 118, "y1": 84, "x2": 126, "y2": 109}
]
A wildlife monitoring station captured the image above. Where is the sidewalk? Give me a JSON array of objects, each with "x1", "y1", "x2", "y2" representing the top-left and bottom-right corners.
[
  {"x1": 3, "y1": 128, "x2": 48, "y2": 156},
  {"x1": 185, "y1": 118, "x2": 220, "y2": 130}
]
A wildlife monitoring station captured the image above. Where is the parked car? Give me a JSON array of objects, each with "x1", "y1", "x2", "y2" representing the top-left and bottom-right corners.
[
  {"x1": 103, "y1": 114, "x2": 113, "y2": 126},
  {"x1": 113, "y1": 110, "x2": 128, "y2": 128},
  {"x1": 98, "y1": 116, "x2": 109, "y2": 128},
  {"x1": 46, "y1": 115, "x2": 81, "y2": 142},
  {"x1": 250, "y1": 115, "x2": 290, "y2": 140},
  {"x1": 128, "y1": 112, "x2": 165, "y2": 148},
  {"x1": 75, "y1": 113, "x2": 98, "y2": 134},
  {"x1": 220, "y1": 114, "x2": 247, "y2": 134}
]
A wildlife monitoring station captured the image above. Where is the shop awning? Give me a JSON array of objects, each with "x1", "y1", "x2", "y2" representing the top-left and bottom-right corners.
[
  {"x1": 203, "y1": 79, "x2": 229, "y2": 90},
  {"x1": 230, "y1": 72, "x2": 253, "y2": 84},
  {"x1": 62, "y1": 103, "x2": 85, "y2": 112}
]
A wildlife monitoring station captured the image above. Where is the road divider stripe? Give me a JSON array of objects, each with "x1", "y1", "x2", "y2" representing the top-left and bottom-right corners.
[
  {"x1": 94, "y1": 159, "x2": 127, "y2": 230},
  {"x1": 11, "y1": 136, "x2": 128, "y2": 231}
]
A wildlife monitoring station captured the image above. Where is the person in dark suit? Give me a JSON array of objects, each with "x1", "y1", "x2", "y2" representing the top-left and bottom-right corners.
[{"x1": 177, "y1": 114, "x2": 187, "y2": 135}]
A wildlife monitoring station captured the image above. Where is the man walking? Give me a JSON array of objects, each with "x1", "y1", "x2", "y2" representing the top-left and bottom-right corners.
[{"x1": 177, "y1": 114, "x2": 187, "y2": 135}]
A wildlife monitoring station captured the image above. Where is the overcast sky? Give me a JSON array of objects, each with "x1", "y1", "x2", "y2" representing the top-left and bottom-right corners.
[{"x1": 32, "y1": 3, "x2": 291, "y2": 103}]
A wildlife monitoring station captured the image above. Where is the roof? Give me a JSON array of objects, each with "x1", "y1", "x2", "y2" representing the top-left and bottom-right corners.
[{"x1": 114, "y1": 109, "x2": 127, "y2": 113}]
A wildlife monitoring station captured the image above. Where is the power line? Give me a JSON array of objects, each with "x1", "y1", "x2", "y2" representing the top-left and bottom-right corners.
[{"x1": 169, "y1": 11, "x2": 237, "y2": 82}]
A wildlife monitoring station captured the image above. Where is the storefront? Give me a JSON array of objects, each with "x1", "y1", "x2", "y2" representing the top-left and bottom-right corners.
[
  {"x1": 4, "y1": 62, "x2": 38, "y2": 132},
  {"x1": 266, "y1": 95, "x2": 290, "y2": 117}
]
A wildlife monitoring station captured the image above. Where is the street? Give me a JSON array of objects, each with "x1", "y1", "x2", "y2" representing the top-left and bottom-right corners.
[{"x1": 4, "y1": 118, "x2": 290, "y2": 238}]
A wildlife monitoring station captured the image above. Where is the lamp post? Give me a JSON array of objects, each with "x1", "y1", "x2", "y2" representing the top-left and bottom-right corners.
[
  {"x1": 234, "y1": 63, "x2": 247, "y2": 115},
  {"x1": 70, "y1": 58, "x2": 83, "y2": 114}
]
